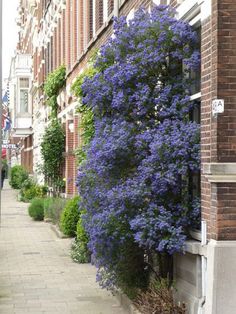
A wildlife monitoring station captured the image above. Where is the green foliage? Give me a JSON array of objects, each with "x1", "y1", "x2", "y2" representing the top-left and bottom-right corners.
[
  {"x1": 115, "y1": 242, "x2": 149, "y2": 299},
  {"x1": 28, "y1": 198, "x2": 45, "y2": 221},
  {"x1": 75, "y1": 106, "x2": 95, "y2": 165},
  {"x1": 71, "y1": 211, "x2": 90, "y2": 263},
  {"x1": 9, "y1": 165, "x2": 28, "y2": 189},
  {"x1": 47, "y1": 95, "x2": 58, "y2": 118},
  {"x1": 71, "y1": 239, "x2": 90, "y2": 264},
  {"x1": 60, "y1": 196, "x2": 81, "y2": 237},
  {"x1": 76, "y1": 211, "x2": 89, "y2": 243},
  {"x1": 71, "y1": 67, "x2": 97, "y2": 99},
  {"x1": 44, "y1": 65, "x2": 66, "y2": 117},
  {"x1": 44, "y1": 197, "x2": 67, "y2": 224},
  {"x1": 20, "y1": 178, "x2": 48, "y2": 202},
  {"x1": 41, "y1": 119, "x2": 65, "y2": 194},
  {"x1": 44, "y1": 65, "x2": 66, "y2": 98},
  {"x1": 71, "y1": 67, "x2": 96, "y2": 165}
]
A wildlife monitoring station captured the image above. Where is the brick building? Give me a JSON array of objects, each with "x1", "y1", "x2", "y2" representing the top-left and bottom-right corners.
[{"x1": 14, "y1": 0, "x2": 236, "y2": 313}]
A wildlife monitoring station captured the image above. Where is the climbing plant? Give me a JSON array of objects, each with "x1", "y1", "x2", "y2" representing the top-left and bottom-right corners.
[
  {"x1": 44, "y1": 65, "x2": 66, "y2": 117},
  {"x1": 40, "y1": 119, "x2": 65, "y2": 194},
  {"x1": 71, "y1": 67, "x2": 97, "y2": 165},
  {"x1": 76, "y1": 5, "x2": 201, "y2": 292}
]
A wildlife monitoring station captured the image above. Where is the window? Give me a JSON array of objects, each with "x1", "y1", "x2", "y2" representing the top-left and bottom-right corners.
[
  {"x1": 20, "y1": 89, "x2": 29, "y2": 113},
  {"x1": 189, "y1": 101, "x2": 201, "y2": 199},
  {"x1": 19, "y1": 78, "x2": 29, "y2": 88},
  {"x1": 19, "y1": 78, "x2": 29, "y2": 113},
  {"x1": 189, "y1": 25, "x2": 201, "y2": 95}
]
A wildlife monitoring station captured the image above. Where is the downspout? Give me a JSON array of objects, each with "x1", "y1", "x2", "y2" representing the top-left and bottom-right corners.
[{"x1": 114, "y1": 0, "x2": 119, "y2": 17}]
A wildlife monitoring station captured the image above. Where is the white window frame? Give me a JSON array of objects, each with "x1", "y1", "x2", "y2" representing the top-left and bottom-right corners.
[{"x1": 103, "y1": 0, "x2": 108, "y2": 22}]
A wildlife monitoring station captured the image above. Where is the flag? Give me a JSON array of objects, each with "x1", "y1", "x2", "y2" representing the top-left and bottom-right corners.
[
  {"x1": 2, "y1": 91, "x2": 8, "y2": 105},
  {"x1": 3, "y1": 113, "x2": 11, "y2": 132}
]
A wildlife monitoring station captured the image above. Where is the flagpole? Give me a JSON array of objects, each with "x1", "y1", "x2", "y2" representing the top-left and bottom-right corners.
[{"x1": 0, "y1": 0, "x2": 2, "y2": 226}]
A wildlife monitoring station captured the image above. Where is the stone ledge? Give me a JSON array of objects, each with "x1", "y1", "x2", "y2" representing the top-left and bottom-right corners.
[
  {"x1": 203, "y1": 163, "x2": 236, "y2": 175},
  {"x1": 184, "y1": 240, "x2": 207, "y2": 256},
  {"x1": 203, "y1": 163, "x2": 236, "y2": 182}
]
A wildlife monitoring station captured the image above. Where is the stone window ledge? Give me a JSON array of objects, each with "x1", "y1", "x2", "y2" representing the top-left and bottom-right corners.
[{"x1": 203, "y1": 163, "x2": 236, "y2": 183}]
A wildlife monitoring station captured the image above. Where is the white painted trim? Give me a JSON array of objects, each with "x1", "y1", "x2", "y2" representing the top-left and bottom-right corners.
[
  {"x1": 103, "y1": 0, "x2": 108, "y2": 22},
  {"x1": 177, "y1": 0, "x2": 211, "y2": 23},
  {"x1": 206, "y1": 175, "x2": 236, "y2": 183},
  {"x1": 190, "y1": 92, "x2": 201, "y2": 101},
  {"x1": 24, "y1": 146, "x2": 34, "y2": 152},
  {"x1": 93, "y1": 0, "x2": 96, "y2": 37},
  {"x1": 189, "y1": 13, "x2": 201, "y2": 26}
]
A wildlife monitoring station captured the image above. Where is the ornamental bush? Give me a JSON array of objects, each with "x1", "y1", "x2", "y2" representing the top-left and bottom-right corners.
[
  {"x1": 10, "y1": 165, "x2": 28, "y2": 189},
  {"x1": 71, "y1": 211, "x2": 90, "y2": 263},
  {"x1": 76, "y1": 5, "x2": 200, "y2": 290},
  {"x1": 28, "y1": 198, "x2": 45, "y2": 221},
  {"x1": 60, "y1": 196, "x2": 81, "y2": 237}
]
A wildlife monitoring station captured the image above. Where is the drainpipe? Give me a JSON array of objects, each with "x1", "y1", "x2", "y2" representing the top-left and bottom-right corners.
[{"x1": 114, "y1": 0, "x2": 119, "y2": 17}]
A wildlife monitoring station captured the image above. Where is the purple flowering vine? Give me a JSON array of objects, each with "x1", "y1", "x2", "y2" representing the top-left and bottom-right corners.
[{"x1": 77, "y1": 5, "x2": 200, "y2": 290}]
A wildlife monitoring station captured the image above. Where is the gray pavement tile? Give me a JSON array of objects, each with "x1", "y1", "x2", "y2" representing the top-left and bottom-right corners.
[{"x1": 0, "y1": 180, "x2": 128, "y2": 314}]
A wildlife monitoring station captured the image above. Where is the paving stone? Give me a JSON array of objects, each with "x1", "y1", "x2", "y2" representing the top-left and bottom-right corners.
[{"x1": 0, "y1": 181, "x2": 128, "y2": 314}]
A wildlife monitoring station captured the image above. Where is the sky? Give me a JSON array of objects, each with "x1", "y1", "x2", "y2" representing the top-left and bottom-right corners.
[{"x1": 3, "y1": 0, "x2": 19, "y2": 81}]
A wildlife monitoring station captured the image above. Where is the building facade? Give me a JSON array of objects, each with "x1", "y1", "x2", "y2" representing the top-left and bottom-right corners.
[
  {"x1": 13, "y1": 0, "x2": 236, "y2": 313},
  {"x1": 8, "y1": 53, "x2": 33, "y2": 173}
]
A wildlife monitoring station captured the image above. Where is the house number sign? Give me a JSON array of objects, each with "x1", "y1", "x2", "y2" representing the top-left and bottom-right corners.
[{"x1": 212, "y1": 99, "x2": 224, "y2": 115}]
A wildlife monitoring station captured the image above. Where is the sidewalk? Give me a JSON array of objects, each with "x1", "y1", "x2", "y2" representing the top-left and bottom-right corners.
[{"x1": 0, "y1": 180, "x2": 128, "y2": 314}]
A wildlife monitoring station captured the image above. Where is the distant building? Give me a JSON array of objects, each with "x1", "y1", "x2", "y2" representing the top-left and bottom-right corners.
[{"x1": 8, "y1": 54, "x2": 33, "y2": 172}]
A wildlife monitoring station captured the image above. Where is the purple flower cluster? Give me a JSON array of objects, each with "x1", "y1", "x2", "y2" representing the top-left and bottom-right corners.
[{"x1": 77, "y1": 5, "x2": 200, "y2": 289}]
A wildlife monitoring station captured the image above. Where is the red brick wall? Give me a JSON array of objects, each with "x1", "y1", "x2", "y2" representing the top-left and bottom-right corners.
[
  {"x1": 73, "y1": 115, "x2": 79, "y2": 194},
  {"x1": 66, "y1": 120, "x2": 75, "y2": 196},
  {"x1": 66, "y1": 0, "x2": 72, "y2": 71},
  {"x1": 95, "y1": 0, "x2": 104, "y2": 32},
  {"x1": 108, "y1": 0, "x2": 114, "y2": 16},
  {"x1": 72, "y1": 0, "x2": 78, "y2": 65},
  {"x1": 78, "y1": 0, "x2": 84, "y2": 56},
  {"x1": 201, "y1": 13, "x2": 213, "y2": 238}
]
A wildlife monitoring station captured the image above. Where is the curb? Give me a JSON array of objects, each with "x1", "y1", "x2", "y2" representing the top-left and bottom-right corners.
[
  {"x1": 115, "y1": 291, "x2": 141, "y2": 314},
  {"x1": 50, "y1": 224, "x2": 70, "y2": 239}
]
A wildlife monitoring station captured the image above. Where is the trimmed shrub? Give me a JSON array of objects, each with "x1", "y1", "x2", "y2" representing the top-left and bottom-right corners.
[
  {"x1": 60, "y1": 196, "x2": 80, "y2": 237},
  {"x1": 71, "y1": 213, "x2": 90, "y2": 263},
  {"x1": 28, "y1": 198, "x2": 45, "y2": 221},
  {"x1": 10, "y1": 165, "x2": 28, "y2": 189},
  {"x1": 71, "y1": 239, "x2": 90, "y2": 264}
]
